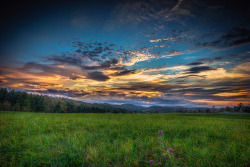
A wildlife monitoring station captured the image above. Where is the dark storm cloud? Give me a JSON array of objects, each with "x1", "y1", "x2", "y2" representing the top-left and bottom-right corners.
[{"x1": 185, "y1": 66, "x2": 216, "y2": 74}]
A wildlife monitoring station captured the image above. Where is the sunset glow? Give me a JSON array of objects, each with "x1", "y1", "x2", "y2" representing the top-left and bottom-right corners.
[{"x1": 0, "y1": 0, "x2": 249, "y2": 107}]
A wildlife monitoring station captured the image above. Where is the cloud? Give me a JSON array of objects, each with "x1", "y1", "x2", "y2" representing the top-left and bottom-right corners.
[
  {"x1": 195, "y1": 27, "x2": 250, "y2": 48},
  {"x1": 233, "y1": 62, "x2": 250, "y2": 73},
  {"x1": 1, "y1": 59, "x2": 250, "y2": 107},
  {"x1": 22, "y1": 62, "x2": 84, "y2": 80},
  {"x1": 149, "y1": 38, "x2": 170, "y2": 43},
  {"x1": 45, "y1": 40, "x2": 186, "y2": 82},
  {"x1": 113, "y1": 70, "x2": 138, "y2": 77},
  {"x1": 194, "y1": 56, "x2": 224, "y2": 64},
  {"x1": 47, "y1": 56, "x2": 80, "y2": 66},
  {"x1": 171, "y1": 0, "x2": 184, "y2": 12},
  {"x1": 197, "y1": 68, "x2": 249, "y2": 79},
  {"x1": 187, "y1": 61, "x2": 204, "y2": 66},
  {"x1": 186, "y1": 66, "x2": 217, "y2": 74},
  {"x1": 46, "y1": 55, "x2": 113, "y2": 81},
  {"x1": 113, "y1": 82, "x2": 184, "y2": 94},
  {"x1": 186, "y1": 52, "x2": 249, "y2": 68},
  {"x1": 86, "y1": 71, "x2": 110, "y2": 81},
  {"x1": 46, "y1": 88, "x2": 90, "y2": 97},
  {"x1": 150, "y1": 39, "x2": 161, "y2": 42},
  {"x1": 105, "y1": 0, "x2": 194, "y2": 31},
  {"x1": 1, "y1": 28, "x2": 250, "y2": 107},
  {"x1": 213, "y1": 92, "x2": 249, "y2": 97},
  {"x1": 44, "y1": 41, "x2": 135, "y2": 81},
  {"x1": 191, "y1": 99, "x2": 250, "y2": 106}
]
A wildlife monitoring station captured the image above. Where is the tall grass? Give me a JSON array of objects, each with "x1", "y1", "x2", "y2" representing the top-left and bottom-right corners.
[{"x1": 0, "y1": 111, "x2": 249, "y2": 166}]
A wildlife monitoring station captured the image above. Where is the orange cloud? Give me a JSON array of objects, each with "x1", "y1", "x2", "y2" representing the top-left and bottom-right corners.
[
  {"x1": 214, "y1": 92, "x2": 249, "y2": 97},
  {"x1": 191, "y1": 99, "x2": 250, "y2": 106},
  {"x1": 198, "y1": 68, "x2": 249, "y2": 79},
  {"x1": 233, "y1": 62, "x2": 250, "y2": 72}
]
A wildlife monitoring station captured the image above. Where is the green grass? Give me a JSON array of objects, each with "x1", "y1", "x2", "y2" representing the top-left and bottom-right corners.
[{"x1": 0, "y1": 111, "x2": 249, "y2": 166}]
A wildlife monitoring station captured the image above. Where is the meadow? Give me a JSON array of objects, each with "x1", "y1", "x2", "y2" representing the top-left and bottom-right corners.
[{"x1": 0, "y1": 111, "x2": 249, "y2": 166}]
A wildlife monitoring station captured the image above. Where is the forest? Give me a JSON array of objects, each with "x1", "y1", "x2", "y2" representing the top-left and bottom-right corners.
[{"x1": 0, "y1": 88, "x2": 128, "y2": 113}]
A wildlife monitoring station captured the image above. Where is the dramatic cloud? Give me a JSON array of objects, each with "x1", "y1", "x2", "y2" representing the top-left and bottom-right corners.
[{"x1": 0, "y1": 0, "x2": 249, "y2": 107}]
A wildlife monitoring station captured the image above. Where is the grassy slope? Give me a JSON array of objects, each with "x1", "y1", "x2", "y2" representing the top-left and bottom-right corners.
[{"x1": 0, "y1": 111, "x2": 249, "y2": 166}]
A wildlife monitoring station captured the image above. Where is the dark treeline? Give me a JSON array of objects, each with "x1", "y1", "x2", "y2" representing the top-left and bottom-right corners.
[
  {"x1": 174, "y1": 106, "x2": 250, "y2": 113},
  {"x1": 0, "y1": 88, "x2": 128, "y2": 113},
  {"x1": 0, "y1": 88, "x2": 249, "y2": 113},
  {"x1": 141, "y1": 106, "x2": 250, "y2": 113}
]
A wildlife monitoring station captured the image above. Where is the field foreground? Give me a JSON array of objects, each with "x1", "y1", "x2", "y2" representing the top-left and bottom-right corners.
[{"x1": 0, "y1": 111, "x2": 249, "y2": 166}]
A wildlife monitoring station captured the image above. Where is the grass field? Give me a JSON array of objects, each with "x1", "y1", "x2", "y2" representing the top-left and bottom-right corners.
[{"x1": 0, "y1": 111, "x2": 249, "y2": 166}]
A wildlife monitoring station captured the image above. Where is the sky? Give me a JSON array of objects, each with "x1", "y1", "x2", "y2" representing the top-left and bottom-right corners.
[{"x1": 0, "y1": 0, "x2": 250, "y2": 107}]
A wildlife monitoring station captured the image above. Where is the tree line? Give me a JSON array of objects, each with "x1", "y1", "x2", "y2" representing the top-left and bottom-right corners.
[
  {"x1": 0, "y1": 88, "x2": 249, "y2": 113},
  {"x1": 0, "y1": 88, "x2": 128, "y2": 113},
  {"x1": 175, "y1": 105, "x2": 250, "y2": 113}
]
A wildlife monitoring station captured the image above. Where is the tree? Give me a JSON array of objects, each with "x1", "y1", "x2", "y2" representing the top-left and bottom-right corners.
[
  {"x1": 225, "y1": 106, "x2": 232, "y2": 112},
  {"x1": 219, "y1": 107, "x2": 225, "y2": 112},
  {"x1": 55, "y1": 102, "x2": 62, "y2": 113},
  {"x1": 13, "y1": 103, "x2": 21, "y2": 111},
  {"x1": 66, "y1": 101, "x2": 74, "y2": 113},
  {"x1": 205, "y1": 108, "x2": 211, "y2": 113},
  {"x1": 0, "y1": 88, "x2": 132, "y2": 114},
  {"x1": 0, "y1": 88, "x2": 8, "y2": 103},
  {"x1": 2, "y1": 101, "x2": 11, "y2": 111},
  {"x1": 237, "y1": 103, "x2": 243, "y2": 112}
]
